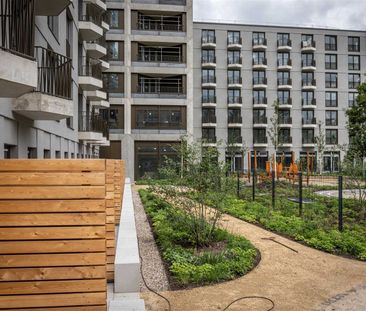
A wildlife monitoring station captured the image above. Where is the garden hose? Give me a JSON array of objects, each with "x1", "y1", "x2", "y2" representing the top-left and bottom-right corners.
[{"x1": 222, "y1": 295, "x2": 275, "y2": 311}]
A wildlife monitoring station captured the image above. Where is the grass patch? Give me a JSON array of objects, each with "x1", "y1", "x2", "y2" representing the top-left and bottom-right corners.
[{"x1": 139, "y1": 189, "x2": 258, "y2": 286}]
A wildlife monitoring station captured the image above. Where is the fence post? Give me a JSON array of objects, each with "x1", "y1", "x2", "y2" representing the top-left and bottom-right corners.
[
  {"x1": 338, "y1": 175, "x2": 343, "y2": 232},
  {"x1": 252, "y1": 169, "x2": 256, "y2": 201},
  {"x1": 299, "y1": 172, "x2": 303, "y2": 217},
  {"x1": 237, "y1": 171, "x2": 240, "y2": 198},
  {"x1": 271, "y1": 170, "x2": 275, "y2": 208}
]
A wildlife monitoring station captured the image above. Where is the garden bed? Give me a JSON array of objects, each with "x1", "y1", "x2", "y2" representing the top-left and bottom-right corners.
[{"x1": 138, "y1": 189, "x2": 259, "y2": 289}]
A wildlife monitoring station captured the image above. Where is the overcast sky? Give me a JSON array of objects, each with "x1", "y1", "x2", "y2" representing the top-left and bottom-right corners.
[{"x1": 194, "y1": 0, "x2": 366, "y2": 30}]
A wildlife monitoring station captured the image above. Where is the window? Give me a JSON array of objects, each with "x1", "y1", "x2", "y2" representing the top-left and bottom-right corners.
[
  {"x1": 325, "y1": 92, "x2": 338, "y2": 107},
  {"x1": 106, "y1": 42, "x2": 122, "y2": 61},
  {"x1": 302, "y1": 72, "x2": 314, "y2": 86},
  {"x1": 228, "y1": 50, "x2": 241, "y2": 64},
  {"x1": 325, "y1": 54, "x2": 337, "y2": 70},
  {"x1": 277, "y1": 52, "x2": 290, "y2": 66},
  {"x1": 278, "y1": 90, "x2": 290, "y2": 105},
  {"x1": 253, "y1": 51, "x2": 266, "y2": 65},
  {"x1": 103, "y1": 73, "x2": 124, "y2": 93},
  {"x1": 253, "y1": 90, "x2": 266, "y2": 105},
  {"x1": 202, "y1": 49, "x2": 215, "y2": 63},
  {"x1": 278, "y1": 110, "x2": 291, "y2": 124},
  {"x1": 348, "y1": 92, "x2": 358, "y2": 107},
  {"x1": 323, "y1": 151, "x2": 340, "y2": 172},
  {"x1": 325, "y1": 110, "x2": 338, "y2": 126},
  {"x1": 228, "y1": 89, "x2": 241, "y2": 104},
  {"x1": 301, "y1": 34, "x2": 314, "y2": 47},
  {"x1": 302, "y1": 91, "x2": 314, "y2": 106},
  {"x1": 228, "y1": 70, "x2": 241, "y2": 84},
  {"x1": 302, "y1": 110, "x2": 315, "y2": 125},
  {"x1": 202, "y1": 69, "x2": 215, "y2": 83},
  {"x1": 202, "y1": 128, "x2": 216, "y2": 142},
  {"x1": 253, "y1": 70, "x2": 266, "y2": 85},
  {"x1": 253, "y1": 129, "x2": 267, "y2": 143},
  {"x1": 4, "y1": 144, "x2": 16, "y2": 158},
  {"x1": 43, "y1": 149, "x2": 51, "y2": 159},
  {"x1": 326, "y1": 129, "x2": 338, "y2": 145},
  {"x1": 228, "y1": 109, "x2": 241, "y2": 123},
  {"x1": 325, "y1": 35, "x2": 337, "y2": 50},
  {"x1": 277, "y1": 33, "x2": 290, "y2": 46},
  {"x1": 228, "y1": 128, "x2": 242, "y2": 143},
  {"x1": 202, "y1": 88, "x2": 215, "y2": 103},
  {"x1": 55, "y1": 151, "x2": 61, "y2": 159},
  {"x1": 253, "y1": 109, "x2": 266, "y2": 123},
  {"x1": 348, "y1": 36, "x2": 360, "y2": 52},
  {"x1": 48, "y1": 16, "x2": 59, "y2": 40},
  {"x1": 253, "y1": 32, "x2": 266, "y2": 45},
  {"x1": 27, "y1": 147, "x2": 37, "y2": 159},
  {"x1": 277, "y1": 71, "x2": 290, "y2": 85},
  {"x1": 348, "y1": 55, "x2": 360, "y2": 70},
  {"x1": 325, "y1": 73, "x2": 337, "y2": 88},
  {"x1": 302, "y1": 53, "x2": 315, "y2": 67},
  {"x1": 228, "y1": 31, "x2": 240, "y2": 45},
  {"x1": 202, "y1": 29, "x2": 215, "y2": 43},
  {"x1": 302, "y1": 129, "x2": 315, "y2": 144},
  {"x1": 202, "y1": 108, "x2": 216, "y2": 123},
  {"x1": 108, "y1": 10, "x2": 122, "y2": 29},
  {"x1": 348, "y1": 73, "x2": 360, "y2": 89},
  {"x1": 279, "y1": 129, "x2": 291, "y2": 143}
]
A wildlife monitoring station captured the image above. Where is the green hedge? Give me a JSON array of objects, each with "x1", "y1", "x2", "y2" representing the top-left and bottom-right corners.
[{"x1": 139, "y1": 189, "x2": 257, "y2": 285}]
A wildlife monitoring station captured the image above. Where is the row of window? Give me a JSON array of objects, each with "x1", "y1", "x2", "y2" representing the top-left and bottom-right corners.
[{"x1": 203, "y1": 30, "x2": 361, "y2": 52}]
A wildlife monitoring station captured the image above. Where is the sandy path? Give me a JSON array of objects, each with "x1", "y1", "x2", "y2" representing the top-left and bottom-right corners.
[{"x1": 135, "y1": 186, "x2": 366, "y2": 311}]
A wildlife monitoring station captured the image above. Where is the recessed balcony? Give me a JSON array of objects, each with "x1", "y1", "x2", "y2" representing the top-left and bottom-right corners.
[
  {"x1": 253, "y1": 98, "x2": 267, "y2": 108},
  {"x1": 79, "y1": 15, "x2": 103, "y2": 41},
  {"x1": 12, "y1": 47, "x2": 73, "y2": 121},
  {"x1": 201, "y1": 36, "x2": 216, "y2": 49},
  {"x1": 78, "y1": 113, "x2": 107, "y2": 142},
  {"x1": 228, "y1": 57, "x2": 242, "y2": 69},
  {"x1": 78, "y1": 59, "x2": 103, "y2": 91},
  {"x1": 302, "y1": 118, "x2": 317, "y2": 128},
  {"x1": 228, "y1": 96, "x2": 243, "y2": 108},
  {"x1": 301, "y1": 40, "x2": 316, "y2": 52},
  {"x1": 302, "y1": 79, "x2": 317, "y2": 90},
  {"x1": 277, "y1": 39, "x2": 292, "y2": 51},
  {"x1": 252, "y1": 58, "x2": 267, "y2": 70},
  {"x1": 302, "y1": 99, "x2": 317, "y2": 109},
  {"x1": 277, "y1": 59, "x2": 292, "y2": 70},
  {"x1": 86, "y1": 39, "x2": 107, "y2": 59},
  {"x1": 134, "y1": 76, "x2": 185, "y2": 98},
  {"x1": 201, "y1": 56, "x2": 216, "y2": 68},
  {"x1": 227, "y1": 37, "x2": 242, "y2": 49},
  {"x1": 302, "y1": 59, "x2": 316, "y2": 71},
  {"x1": 202, "y1": 76, "x2": 216, "y2": 88},
  {"x1": 228, "y1": 116, "x2": 242, "y2": 127},
  {"x1": 277, "y1": 78, "x2": 292, "y2": 90},
  {"x1": 253, "y1": 116, "x2": 268, "y2": 128},
  {"x1": 253, "y1": 136, "x2": 268, "y2": 148},
  {"x1": 202, "y1": 115, "x2": 217, "y2": 127},
  {"x1": 35, "y1": 0, "x2": 72, "y2": 16},
  {"x1": 252, "y1": 38, "x2": 267, "y2": 50},
  {"x1": 202, "y1": 96, "x2": 216, "y2": 107},
  {"x1": 253, "y1": 77, "x2": 267, "y2": 89},
  {"x1": 136, "y1": 13, "x2": 184, "y2": 33},
  {"x1": 228, "y1": 77, "x2": 242, "y2": 88}
]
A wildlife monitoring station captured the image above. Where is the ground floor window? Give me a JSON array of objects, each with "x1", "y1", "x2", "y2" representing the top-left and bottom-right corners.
[
  {"x1": 323, "y1": 151, "x2": 340, "y2": 172},
  {"x1": 251, "y1": 151, "x2": 268, "y2": 171},
  {"x1": 225, "y1": 152, "x2": 244, "y2": 172}
]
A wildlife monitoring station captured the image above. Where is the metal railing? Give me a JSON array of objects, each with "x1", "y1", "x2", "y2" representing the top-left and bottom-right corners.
[
  {"x1": 253, "y1": 77, "x2": 267, "y2": 85},
  {"x1": 79, "y1": 58, "x2": 102, "y2": 80},
  {"x1": 202, "y1": 55, "x2": 216, "y2": 63},
  {"x1": 254, "y1": 136, "x2": 268, "y2": 144},
  {"x1": 253, "y1": 37, "x2": 267, "y2": 46},
  {"x1": 348, "y1": 44, "x2": 360, "y2": 52},
  {"x1": 0, "y1": 0, "x2": 35, "y2": 58},
  {"x1": 302, "y1": 98, "x2": 317, "y2": 106},
  {"x1": 253, "y1": 97, "x2": 267, "y2": 105},
  {"x1": 35, "y1": 46, "x2": 72, "y2": 99},
  {"x1": 301, "y1": 40, "x2": 316, "y2": 49},
  {"x1": 302, "y1": 59, "x2": 316, "y2": 67},
  {"x1": 202, "y1": 76, "x2": 216, "y2": 84},
  {"x1": 138, "y1": 46, "x2": 183, "y2": 63},
  {"x1": 230, "y1": 135, "x2": 242, "y2": 144},
  {"x1": 202, "y1": 136, "x2": 216, "y2": 143},
  {"x1": 302, "y1": 79, "x2": 316, "y2": 87},
  {"x1": 253, "y1": 116, "x2": 267, "y2": 124},
  {"x1": 227, "y1": 36, "x2": 242, "y2": 45},
  {"x1": 138, "y1": 14, "x2": 183, "y2": 32},
  {"x1": 325, "y1": 43, "x2": 337, "y2": 51},
  {"x1": 202, "y1": 115, "x2": 216, "y2": 123},
  {"x1": 79, "y1": 112, "x2": 108, "y2": 135},
  {"x1": 228, "y1": 96, "x2": 242, "y2": 104},
  {"x1": 302, "y1": 117, "x2": 317, "y2": 125},
  {"x1": 302, "y1": 137, "x2": 315, "y2": 144},
  {"x1": 278, "y1": 78, "x2": 292, "y2": 86},
  {"x1": 278, "y1": 58, "x2": 292, "y2": 66},
  {"x1": 228, "y1": 76, "x2": 242, "y2": 85},
  {"x1": 278, "y1": 98, "x2": 292, "y2": 105},
  {"x1": 228, "y1": 56, "x2": 242, "y2": 65},
  {"x1": 202, "y1": 36, "x2": 216, "y2": 44},
  {"x1": 279, "y1": 136, "x2": 292, "y2": 144},
  {"x1": 279, "y1": 117, "x2": 292, "y2": 124},
  {"x1": 277, "y1": 39, "x2": 292, "y2": 47},
  {"x1": 137, "y1": 78, "x2": 184, "y2": 94},
  {"x1": 228, "y1": 115, "x2": 242, "y2": 124},
  {"x1": 349, "y1": 81, "x2": 360, "y2": 89},
  {"x1": 202, "y1": 95, "x2": 216, "y2": 103},
  {"x1": 252, "y1": 58, "x2": 267, "y2": 66}
]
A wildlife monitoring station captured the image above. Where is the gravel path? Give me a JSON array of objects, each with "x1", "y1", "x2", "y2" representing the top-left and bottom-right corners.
[{"x1": 133, "y1": 186, "x2": 170, "y2": 292}]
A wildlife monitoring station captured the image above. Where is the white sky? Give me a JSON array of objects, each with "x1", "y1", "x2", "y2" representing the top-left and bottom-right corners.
[{"x1": 193, "y1": 0, "x2": 366, "y2": 30}]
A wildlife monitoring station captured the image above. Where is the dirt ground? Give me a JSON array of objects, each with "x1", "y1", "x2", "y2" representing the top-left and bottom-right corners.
[{"x1": 137, "y1": 187, "x2": 366, "y2": 311}]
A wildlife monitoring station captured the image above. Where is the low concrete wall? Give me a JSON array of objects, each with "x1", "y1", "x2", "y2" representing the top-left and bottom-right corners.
[{"x1": 114, "y1": 178, "x2": 141, "y2": 293}]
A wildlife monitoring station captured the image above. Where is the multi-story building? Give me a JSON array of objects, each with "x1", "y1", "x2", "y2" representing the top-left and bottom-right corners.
[
  {"x1": 99, "y1": 0, "x2": 193, "y2": 180},
  {"x1": 193, "y1": 22, "x2": 366, "y2": 172},
  {"x1": 0, "y1": 0, "x2": 109, "y2": 159}
]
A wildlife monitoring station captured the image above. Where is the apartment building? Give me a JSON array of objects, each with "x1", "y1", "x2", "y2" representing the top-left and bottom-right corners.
[
  {"x1": 0, "y1": 0, "x2": 109, "y2": 159},
  {"x1": 193, "y1": 22, "x2": 366, "y2": 172},
  {"x1": 99, "y1": 0, "x2": 193, "y2": 180}
]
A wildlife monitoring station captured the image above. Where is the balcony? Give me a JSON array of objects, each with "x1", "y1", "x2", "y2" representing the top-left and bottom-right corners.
[
  {"x1": 279, "y1": 136, "x2": 293, "y2": 147},
  {"x1": 35, "y1": 0, "x2": 72, "y2": 16},
  {"x1": 202, "y1": 115, "x2": 217, "y2": 127},
  {"x1": 201, "y1": 56, "x2": 216, "y2": 68},
  {"x1": 302, "y1": 137, "x2": 316, "y2": 148},
  {"x1": 277, "y1": 78, "x2": 292, "y2": 90},
  {"x1": 253, "y1": 136, "x2": 268, "y2": 147},
  {"x1": 13, "y1": 47, "x2": 73, "y2": 120},
  {"x1": 83, "y1": 0, "x2": 107, "y2": 12},
  {"x1": 302, "y1": 118, "x2": 317, "y2": 128},
  {"x1": 79, "y1": 59, "x2": 103, "y2": 91},
  {"x1": 228, "y1": 96, "x2": 242, "y2": 107},
  {"x1": 138, "y1": 46, "x2": 184, "y2": 65},
  {"x1": 252, "y1": 38, "x2": 267, "y2": 50},
  {"x1": 253, "y1": 116, "x2": 268, "y2": 127},
  {"x1": 137, "y1": 14, "x2": 184, "y2": 33},
  {"x1": 201, "y1": 36, "x2": 216, "y2": 49},
  {"x1": 86, "y1": 38, "x2": 107, "y2": 59},
  {"x1": 0, "y1": 0, "x2": 37, "y2": 98},
  {"x1": 253, "y1": 77, "x2": 267, "y2": 89},
  {"x1": 202, "y1": 96, "x2": 216, "y2": 107},
  {"x1": 301, "y1": 40, "x2": 316, "y2": 52},
  {"x1": 302, "y1": 59, "x2": 316, "y2": 71},
  {"x1": 279, "y1": 117, "x2": 292, "y2": 128},
  {"x1": 79, "y1": 14, "x2": 103, "y2": 42},
  {"x1": 278, "y1": 98, "x2": 292, "y2": 109},
  {"x1": 202, "y1": 76, "x2": 216, "y2": 88},
  {"x1": 136, "y1": 77, "x2": 185, "y2": 98},
  {"x1": 252, "y1": 58, "x2": 267, "y2": 70},
  {"x1": 228, "y1": 56, "x2": 242, "y2": 69},
  {"x1": 277, "y1": 58, "x2": 292, "y2": 70},
  {"x1": 277, "y1": 39, "x2": 292, "y2": 51},
  {"x1": 228, "y1": 77, "x2": 242, "y2": 88},
  {"x1": 302, "y1": 79, "x2": 316, "y2": 90},
  {"x1": 227, "y1": 37, "x2": 242, "y2": 49},
  {"x1": 228, "y1": 116, "x2": 242, "y2": 127},
  {"x1": 78, "y1": 112, "x2": 108, "y2": 142},
  {"x1": 302, "y1": 98, "x2": 317, "y2": 109},
  {"x1": 253, "y1": 97, "x2": 267, "y2": 108}
]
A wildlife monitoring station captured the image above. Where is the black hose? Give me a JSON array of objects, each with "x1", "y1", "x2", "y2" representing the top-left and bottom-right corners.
[{"x1": 222, "y1": 295, "x2": 275, "y2": 311}]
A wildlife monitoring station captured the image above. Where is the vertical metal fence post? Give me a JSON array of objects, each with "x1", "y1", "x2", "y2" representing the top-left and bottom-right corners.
[
  {"x1": 252, "y1": 169, "x2": 256, "y2": 201},
  {"x1": 272, "y1": 170, "x2": 275, "y2": 209},
  {"x1": 299, "y1": 172, "x2": 303, "y2": 217},
  {"x1": 237, "y1": 171, "x2": 240, "y2": 198},
  {"x1": 338, "y1": 175, "x2": 343, "y2": 232}
]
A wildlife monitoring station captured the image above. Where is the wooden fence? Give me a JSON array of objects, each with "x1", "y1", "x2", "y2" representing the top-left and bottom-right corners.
[{"x1": 0, "y1": 159, "x2": 125, "y2": 310}]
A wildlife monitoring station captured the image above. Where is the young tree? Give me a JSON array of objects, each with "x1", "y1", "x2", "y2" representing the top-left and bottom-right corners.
[
  {"x1": 267, "y1": 100, "x2": 282, "y2": 176},
  {"x1": 315, "y1": 122, "x2": 326, "y2": 174},
  {"x1": 226, "y1": 131, "x2": 248, "y2": 173}
]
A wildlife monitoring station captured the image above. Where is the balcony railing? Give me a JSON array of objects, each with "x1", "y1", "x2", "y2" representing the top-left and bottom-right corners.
[
  {"x1": 252, "y1": 37, "x2": 267, "y2": 46},
  {"x1": 228, "y1": 96, "x2": 242, "y2": 104},
  {"x1": 79, "y1": 58, "x2": 102, "y2": 80},
  {"x1": 138, "y1": 47, "x2": 183, "y2": 63},
  {"x1": 79, "y1": 13, "x2": 103, "y2": 27},
  {"x1": 278, "y1": 78, "x2": 292, "y2": 86},
  {"x1": 228, "y1": 77, "x2": 242, "y2": 85},
  {"x1": 137, "y1": 78, "x2": 184, "y2": 95},
  {"x1": 228, "y1": 56, "x2": 242, "y2": 65},
  {"x1": 252, "y1": 58, "x2": 267, "y2": 66},
  {"x1": 35, "y1": 46, "x2": 72, "y2": 99},
  {"x1": 253, "y1": 77, "x2": 267, "y2": 85},
  {"x1": 202, "y1": 55, "x2": 216, "y2": 63},
  {"x1": 302, "y1": 98, "x2": 317, "y2": 106},
  {"x1": 202, "y1": 36, "x2": 216, "y2": 44},
  {"x1": 279, "y1": 136, "x2": 292, "y2": 144},
  {"x1": 138, "y1": 14, "x2": 183, "y2": 32},
  {"x1": 277, "y1": 39, "x2": 292, "y2": 47},
  {"x1": 253, "y1": 97, "x2": 267, "y2": 105},
  {"x1": 0, "y1": 0, "x2": 35, "y2": 58},
  {"x1": 278, "y1": 98, "x2": 292, "y2": 106},
  {"x1": 202, "y1": 76, "x2": 216, "y2": 84},
  {"x1": 301, "y1": 40, "x2": 316, "y2": 49},
  {"x1": 79, "y1": 112, "x2": 108, "y2": 135},
  {"x1": 302, "y1": 117, "x2": 317, "y2": 125},
  {"x1": 302, "y1": 137, "x2": 315, "y2": 144},
  {"x1": 302, "y1": 59, "x2": 316, "y2": 67},
  {"x1": 253, "y1": 116, "x2": 267, "y2": 124},
  {"x1": 254, "y1": 136, "x2": 268, "y2": 144},
  {"x1": 228, "y1": 116, "x2": 242, "y2": 124},
  {"x1": 202, "y1": 95, "x2": 216, "y2": 103},
  {"x1": 278, "y1": 59, "x2": 292, "y2": 66},
  {"x1": 202, "y1": 136, "x2": 216, "y2": 143},
  {"x1": 202, "y1": 115, "x2": 216, "y2": 123},
  {"x1": 228, "y1": 37, "x2": 242, "y2": 45},
  {"x1": 230, "y1": 136, "x2": 243, "y2": 144},
  {"x1": 302, "y1": 79, "x2": 316, "y2": 87},
  {"x1": 279, "y1": 117, "x2": 292, "y2": 124}
]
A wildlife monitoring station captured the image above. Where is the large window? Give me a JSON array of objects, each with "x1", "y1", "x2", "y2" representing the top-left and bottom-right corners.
[
  {"x1": 277, "y1": 33, "x2": 290, "y2": 46},
  {"x1": 253, "y1": 129, "x2": 267, "y2": 144},
  {"x1": 348, "y1": 73, "x2": 360, "y2": 89},
  {"x1": 326, "y1": 129, "x2": 338, "y2": 145},
  {"x1": 325, "y1": 35, "x2": 337, "y2": 50},
  {"x1": 103, "y1": 73, "x2": 124, "y2": 93},
  {"x1": 302, "y1": 129, "x2": 315, "y2": 144},
  {"x1": 277, "y1": 52, "x2": 290, "y2": 66},
  {"x1": 325, "y1": 54, "x2": 337, "y2": 70},
  {"x1": 202, "y1": 49, "x2": 215, "y2": 63},
  {"x1": 253, "y1": 32, "x2": 266, "y2": 45},
  {"x1": 228, "y1": 70, "x2": 241, "y2": 84},
  {"x1": 202, "y1": 88, "x2": 216, "y2": 103},
  {"x1": 302, "y1": 91, "x2": 314, "y2": 106},
  {"x1": 202, "y1": 69, "x2": 215, "y2": 83},
  {"x1": 325, "y1": 91, "x2": 338, "y2": 107},
  {"x1": 228, "y1": 31, "x2": 240, "y2": 45},
  {"x1": 108, "y1": 10, "x2": 123, "y2": 29},
  {"x1": 253, "y1": 109, "x2": 266, "y2": 124},
  {"x1": 132, "y1": 106, "x2": 186, "y2": 130},
  {"x1": 278, "y1": 90, "x2": 290, "y2": 105},
  {"x1": 302, "y1": 53, "x2": 314, "y2": 67},
  {"x1": 302, "y1": 110, "x2": 315, "y2": 125},
  {"x1": 253, "y1": 51, "x2": 266, "y2": 65},
  {"x1": 253, "y1": 70, "x2": 266, "y2": 85},
  {"x1": 348, "y1": 92, "x2": 358, "y2": 107},
  {"x1": 348, "y1": 55, "x2": 360, "y2": 70},
  {"x1": 325, "y1": 73, "x2": 337, "y2": 88},
  {"x1": 202, "y1": 29, "x2": 215, "y2": 43},
  {"x1": 202, "y1": 108, "x2": 216, "y2": 123},
  {"x1": 106, "y1": 41, "x2": 123, "y2": 61},
  {"x1": 228, "y1": 89, "x2": 241, "y2": 104},
  {"x1": 348, "y1": 36, "x2": 360, "y2": 52},
  {"x1": 202, "y1": 128, "x2": 216, "y2": 142},
  {"x1": 228, "y1": 50, "x2": 241, "y2": 64},
  {"x1": 253, "y1": 90, "x2": 266, "y2": 105},
  {"x1": 325, "y1": 110, "x2": 338, "y2": 126}
]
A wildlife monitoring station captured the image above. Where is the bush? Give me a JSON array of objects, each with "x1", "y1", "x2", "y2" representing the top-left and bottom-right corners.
[{"x1": 139, "y1": 189, "x2": 257, "y2": 285}]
